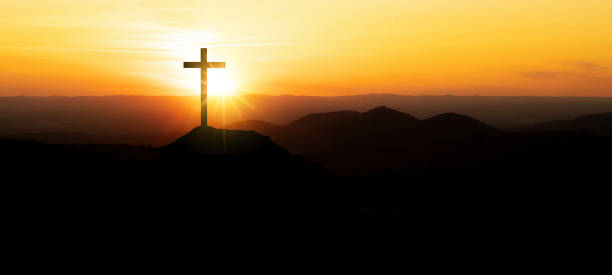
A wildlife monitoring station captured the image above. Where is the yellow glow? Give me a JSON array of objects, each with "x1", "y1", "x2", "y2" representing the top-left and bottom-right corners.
[
  {"x1": 207, "y1": 70, "x2": 237, "y2": 96},
  {"x1": 207, "y1": 92, "x2": 254, "y2": 128}
]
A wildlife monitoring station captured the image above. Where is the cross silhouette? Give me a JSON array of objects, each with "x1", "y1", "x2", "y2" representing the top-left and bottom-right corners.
[{"x1": 183, "y1": 48, "x2": 226, "y2": 127}]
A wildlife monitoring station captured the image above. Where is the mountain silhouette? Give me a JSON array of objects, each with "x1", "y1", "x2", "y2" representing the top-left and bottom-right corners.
[
  {"x1": 3, "y1": 107, "x2": 612, "y2": 223},
  {"x1": 230, "y1": 106, "x2": 499, "y2": 139},
  {"x1": 149, "y1": 126, "x2": 334, "y2": 215},
  {"x1": 228, "y1": 106, "x2": 502, "y2": 173},
  {"x1": 158, "y1": 126, "x2": 288, "y2": 156},
  {"x1": 528, "y1": 112, "x2": 612, "y2": 136},
  {"x1": 417, "y1": 112, "x2": 500, "y2": 139},
  {"x1": 2, "y1": 126, "x2": 338, "y2": 223},
  {"x1": 227, "y1": 107, "x2": 612, "y2": 177},
  {"x1": 360, "y1": 105, "x2": 418, "y2": 122},
  {"x1": 283, "y1": 106, "x2": 418, "y2": 131}
]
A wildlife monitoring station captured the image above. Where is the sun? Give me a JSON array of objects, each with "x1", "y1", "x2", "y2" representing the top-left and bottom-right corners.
[
  {"x1": 175, "y1": 59, "x2": 239, "y2": 97},
  {"x1": 207, "y1": 70, "x2": 237, "y2": 97}
]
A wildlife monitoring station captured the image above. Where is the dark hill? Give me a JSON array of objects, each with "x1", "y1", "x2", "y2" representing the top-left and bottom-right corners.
[
  {"x1": 146, "y1": 126, "x2": 333, "y2": 216},
  {"x1": 361, "y1": 105, "x2": 417, "y2": 122},
  {"x1": 418, "y1": 113, "x2": 501, "y2": 139},
  {"x1": 357, "y1": 106, "x2": 419, "y2": 131},
  {"x1": 230, "y1": 107, "x2": 497, "y2": 138},
  {"x1": 529, "y1": 112, "x2": 612, "y2": 136},
  {"x1": 228, "y1": 107, "x2": 501, "y2": 174},
  {"x1": 3, "y1": 109, "x2": 612, "y2": 230},
  {"x1": 158, "y1": 126, "x2": 288, "y2": 156},
  {"x1": 2, "y1": 127, "x2": 335, "y2": 220},
  {"x1": 281, "y1": 107, "x2": 419, "y2": 132}
]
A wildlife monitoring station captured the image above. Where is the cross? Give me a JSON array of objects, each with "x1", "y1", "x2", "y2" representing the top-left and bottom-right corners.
[{"x1": 183, "y1": 48, "x2": 226, "y2": 127}]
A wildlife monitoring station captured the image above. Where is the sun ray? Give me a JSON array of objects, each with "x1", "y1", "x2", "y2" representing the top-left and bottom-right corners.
[
  {"x1": 226, "y1": 96, "x2": 244, "y2": 122},
  {"x1": 230, "y1": 93, "x2": 255, "y2": 112}
]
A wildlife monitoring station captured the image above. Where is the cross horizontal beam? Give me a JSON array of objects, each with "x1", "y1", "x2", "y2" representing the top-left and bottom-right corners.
[
  {"x1": 183, "y1": 62, "x2": 202, "y2": 68},
  {"x1": 183, "y1": 61, "x2": 226, "y2": 68},
  {"x1": 207, "y1": 62, "x2": 226, "y2": 68}
]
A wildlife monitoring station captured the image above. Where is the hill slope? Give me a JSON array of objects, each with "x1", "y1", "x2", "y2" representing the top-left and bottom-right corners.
[
  {"x1": 158, "y1": 126, "x2": 288, "y2": 156},
  {"x1": 228, "y1": 107, "x2": 612, "y2": 176},
  {"x1": 529, "y1": 112, "x2": 612, "y2": 136},
  {"x1": 228, "y1": 106, "x2": 502, "y2": 174},
  {"x1": 2, "y1": 127, "x2": 334, "y2": 218}
]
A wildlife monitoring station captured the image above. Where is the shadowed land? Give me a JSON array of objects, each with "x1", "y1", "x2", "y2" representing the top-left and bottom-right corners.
[
  {"x1": 3, "y1": 108, "x2": 611, "y2": 219},
  {"x1": 4, "y1": 126, "x2": 333, "y2": 218},
  {"x1": 523, "y1": 112, "x2": 612, "y2": 135},
  {"x1": 229, "y1": 106, "x2": 612, "y2": 176},
  {"x1": 3, "y1": 110, "x2": 611, "y2": 266}
]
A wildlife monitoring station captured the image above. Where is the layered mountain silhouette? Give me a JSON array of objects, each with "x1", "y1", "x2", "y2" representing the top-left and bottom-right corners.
[
  {"x1": 228, "y1": 106, "x2": 503, "y2": 174},
  {"x1": 230, "y1": 106, "x2": 499, "y2": 142},
  {"x1": 527, "y1": 112, "x2": 612, "y2": 136},
  {"x1": 228, "y1": 106, "x2": 612, "y2": 177},
  {"x1": 4, "y1": 107, "x2": 612, "y2": 220}
]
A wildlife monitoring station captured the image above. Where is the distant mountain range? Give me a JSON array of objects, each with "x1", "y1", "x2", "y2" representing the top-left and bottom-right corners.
[
  {"x1": 525, "y1": 112, "x2": 612, "y2": 136},
  {"x1": 229, "y1": 106, "x2": 612, "y2": 175},
  {"x1": 2, "y1": 95, "x2": 612, "y2": 146},
  {"x1": 232, "y1": 105, "x2": 500, "y2": 136}
]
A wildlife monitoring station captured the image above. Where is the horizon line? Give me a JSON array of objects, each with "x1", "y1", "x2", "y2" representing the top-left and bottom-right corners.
[{"x1": 2, "y1": 93, "x2": 612, "y2": 99}]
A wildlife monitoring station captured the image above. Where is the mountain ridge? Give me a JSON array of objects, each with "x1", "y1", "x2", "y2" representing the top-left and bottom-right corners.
[
  {"x1": 228, "y1": 106, "x2": 500, "y2": 138},
  {"x1": 158, "y1": 126, "x2": 288, "y2": 156},
  {"x1": 227, "y1": 106, "x2": 502, "y2": 174},
  {"x1": 528, "y1": 112, "x2": 612, "y2": 136}
]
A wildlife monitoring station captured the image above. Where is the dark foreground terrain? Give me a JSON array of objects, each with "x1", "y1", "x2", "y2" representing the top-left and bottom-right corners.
[
  {"x1": 4, "y1": 116, "x2": 611, "y2": 216},
  {"x1": 3, "y1": 112, "x2": 611, "y2": 267}
]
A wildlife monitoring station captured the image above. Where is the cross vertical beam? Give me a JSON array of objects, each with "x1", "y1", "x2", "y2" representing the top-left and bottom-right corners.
[
  {"x1": 200, "y1": 48, "x2": 207, "y2": 127},
  {"x1": 183, "y1": 48, "x2": 226, "y2": 127}
]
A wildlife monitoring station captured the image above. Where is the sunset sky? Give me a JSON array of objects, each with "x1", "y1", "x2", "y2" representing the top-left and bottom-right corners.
[{"x1": 1, "y1": 0, "x2": 612, "y2": 97}]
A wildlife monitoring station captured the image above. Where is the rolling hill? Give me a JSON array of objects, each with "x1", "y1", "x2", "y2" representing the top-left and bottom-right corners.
[
  {"x1": 528, "y1": 112, "x2": 612, "y2": 136},
  {"x1": 228, "y1": 106, "x2": 611, "y2": 176},
  {"x1": 228, "y1": 106, "x2": 504, "y2": 174}
]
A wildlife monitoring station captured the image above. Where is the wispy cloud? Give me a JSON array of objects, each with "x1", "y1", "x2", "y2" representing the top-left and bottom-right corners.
[
  {"x1": 255, "y1": 53, "x2": 372, "y2": 62},
  {"x1": 207, "y1": 43, "x2": 314, "y2": 48},
  {"x1": 522, "y1": 61, "x2": 609, "y2": 80},
  {"x1": 521, "y1": 63, "x2": 612, "y2": 95},
  {"x1": 0, "y1": 46, "x2": 173, "y2": 55},
  {"x1": 522, "y1": 71, "x2": 561, "y2": 80},
  {"x1": 570, "y1": 61, "x2": 603, "y2": 72}
]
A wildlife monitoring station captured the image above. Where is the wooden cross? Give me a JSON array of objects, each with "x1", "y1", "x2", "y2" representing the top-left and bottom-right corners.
[{"x1": 183, "y1": 48, "x2": 226, "y2": 127}]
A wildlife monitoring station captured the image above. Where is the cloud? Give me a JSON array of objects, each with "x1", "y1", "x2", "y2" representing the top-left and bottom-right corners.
[
  {"x1": 0, "y1": 46, "x2": 173, "y2": 54},
  {"x1": 522, "y1": 71, "x2": 560, "y2": 80},
  {"x1": 522, "y1": 61, "x2": 608, "y2": 81},
  {"x1": 522, "y1": 70, "x2": 612, "y2": 83},
  {"x1": 570, "y1": 61, "x2": 602, "y2": 72},
  {"x1": 520, "y1": 66, "x2": 612, "y2": 96},
  {"x1": 254, "y1": 53, "x2": 371, "y2": 62},
  {"x1": 208, "y1": 43, "x2": 312, "y2": 48}
]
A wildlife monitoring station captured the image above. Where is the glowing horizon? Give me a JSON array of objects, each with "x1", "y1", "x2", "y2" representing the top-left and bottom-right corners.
[{"x1": 2, "y1": 0, "x2": 612, "y2": 97}]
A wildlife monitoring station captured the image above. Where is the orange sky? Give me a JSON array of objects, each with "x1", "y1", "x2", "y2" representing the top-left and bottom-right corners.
[{"x1": 1, "y1": 0, "x2": 612, "y2": 97}]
